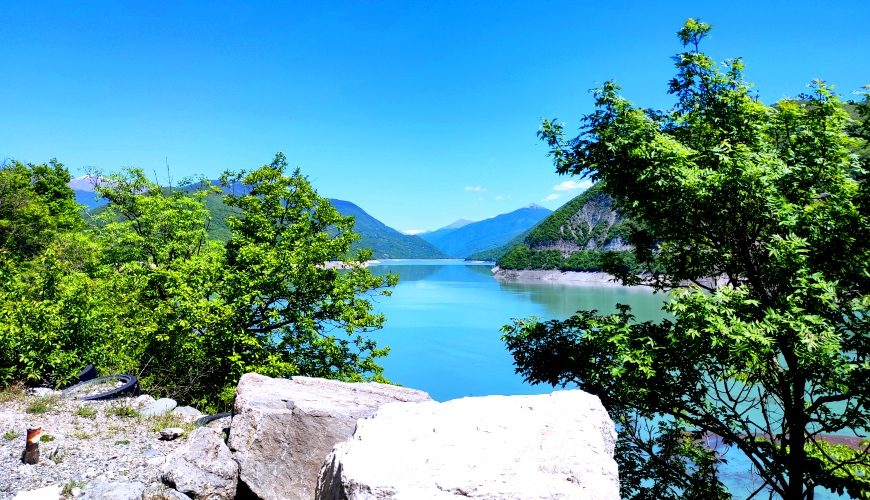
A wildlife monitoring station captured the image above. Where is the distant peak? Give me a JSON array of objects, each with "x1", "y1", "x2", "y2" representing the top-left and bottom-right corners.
[
  {"x1": 68, "y1": 174, "x2": 105, "y2": 192},
  {"x1": 523, "y1": 203, "x2": 545, "y2": 209},
  {"x1": 444, "y1": 218, "x2": 474, "y2": 229}
]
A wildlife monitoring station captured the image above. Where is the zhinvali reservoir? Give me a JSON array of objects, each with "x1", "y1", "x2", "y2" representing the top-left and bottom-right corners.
[{"x1": 368, "y1": 260, "x2": 849, "y2": 500}]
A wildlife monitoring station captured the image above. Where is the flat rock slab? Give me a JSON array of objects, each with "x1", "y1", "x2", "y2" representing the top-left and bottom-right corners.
[
  {"x1": 141, "y1": 398, "x2": 178, "y2": 417},
  {"x1": 317, "y1": 390, "x2": 620, "y2": 499},
  {"x1": 229, "y1": 373, "x2": 432, "y2": 500},
  {"x1": 80, "y1": 480, "x2": 145, "y2": 500}
]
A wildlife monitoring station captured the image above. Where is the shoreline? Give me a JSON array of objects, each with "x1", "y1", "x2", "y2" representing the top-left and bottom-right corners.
[{"x1": 491, "y1": 267, "x2": 646, "y2": 288}]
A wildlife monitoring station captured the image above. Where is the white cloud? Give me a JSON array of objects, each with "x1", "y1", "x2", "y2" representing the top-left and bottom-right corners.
[
  {"x1": 402, "y1": 229, "x2": 426, "y2": 235},
  {"x1": 543, "y1": 193, "x2": 562, "y2": 201},
  {"x1": 553, "y1": 179, "x2": 592, "y2": 191},
  {"x1": 464, "y1": 186, "x2": 487, "y2": 192},
  {"x1": 494, "y1": 195, "x2": 506, "y2": 201}
]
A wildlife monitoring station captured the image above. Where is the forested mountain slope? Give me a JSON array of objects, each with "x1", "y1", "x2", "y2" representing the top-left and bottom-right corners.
[
  {"x1": 494, "y1": 185, "x2": 634, "y2": 271},
  {"x1": 73, "y1": 181, "x2": 446, "y2": 259}
]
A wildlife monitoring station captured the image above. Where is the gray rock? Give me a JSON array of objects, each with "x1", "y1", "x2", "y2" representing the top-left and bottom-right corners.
[
  {"x1": 228, "y1": 373, "x2": 431, "y2": 500},
  {"x1": 172, "y1": 405, "x2": 203, "y2": 422},
  {"x1": 159, "y1": 427, "x2": 185, "y2": 441},
  {"x1": 140, "y1": 398, "x2": 178, "y2": 417},
  {"x1": 316, "y1": 390, "x2": 620, "y2": 499},
  {"x1": 79, "y1": 480, "x2": 145, "y2": 500},
  {"x1": 141, "y1": 482, "x2": 190, "y2": 500},
  {"x1": 135, "y1": 394, "x2": 156, "y2": 407},
  {"x1": 160, "y1": 427, "x2": 239, "y2": 500}
]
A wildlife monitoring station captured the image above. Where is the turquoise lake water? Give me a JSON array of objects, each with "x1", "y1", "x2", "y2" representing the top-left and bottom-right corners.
[{"x1": 366, "y1": 259, "x2": 848, "y2": 499}]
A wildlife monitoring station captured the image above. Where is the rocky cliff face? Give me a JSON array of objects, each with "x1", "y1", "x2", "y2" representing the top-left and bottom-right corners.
[{"x1": 526, "y1": 185, "x2": 630, "y2": 255}]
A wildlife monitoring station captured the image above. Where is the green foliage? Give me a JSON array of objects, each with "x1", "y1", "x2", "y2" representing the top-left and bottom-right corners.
[
  {"x1": 75, "y1": 406, "x2": 97, "y2": 419},
  {"x1": 26, "y1": 395, "x2": 60, "y2": 414},
  {"x1": 62, "y1": 480, "x2": 87, "y2": 496},
  {"x1": 104, "y1": 404, "x2": 140, "y2": 419},
  {"x1": 218, "y1": 154, "x2": 397, "y2": 387},
  {"x1": 0, "y1": 159, "x2": 82, "y2": 262},
  {"x1": 497, "y1": 244, "x2": 639, "y2": 273},
  {"x1": 505, "y1": 19, "x2": 869, "y2": 499},
  {"x1": 0, "y1": 152, "x2": 396, "y2": 410},
  {"x1": 3, "y1": 430, "x2": 17, "y2": 440}
]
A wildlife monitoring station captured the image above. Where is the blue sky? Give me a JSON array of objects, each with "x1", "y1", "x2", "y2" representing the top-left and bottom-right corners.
[{"x1": 2, "y1": 1, "x2": 868, "y2": 232}]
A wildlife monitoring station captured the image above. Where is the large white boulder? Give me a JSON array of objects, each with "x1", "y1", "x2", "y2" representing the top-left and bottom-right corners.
[
  {"x1": 228, "y1": 373, "x2": 432, "y2": 500},
  {"x1": 317, "y1": 390, "x2": 619, "y2": 499}
]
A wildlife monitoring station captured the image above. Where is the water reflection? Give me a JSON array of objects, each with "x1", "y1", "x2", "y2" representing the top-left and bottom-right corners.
[{"x1": 497, "y1": 280, "x2": 667, "y2": 321}]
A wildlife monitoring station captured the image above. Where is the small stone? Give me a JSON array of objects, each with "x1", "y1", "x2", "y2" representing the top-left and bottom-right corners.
[
  {"x1": 171, "y1": 405, "x2": 203, "y2": 422},
  {"x1": 146, "y1": 456, "x2": 166, "y2": 466},
  {"x1": 71, "y1": 487, "x2": 82, "y2": 497},
  {"x1": 143, "y1": 448, "x2": 162, "y2": 458},
  {"x1": 26, "y1": 387, "x2": 58, "y2": 397},
  {"x1": 135, "y1": 394, "x2": 156, "y2": 407},
  {"x1": 140, "y1": 398, "x2": 178, "y2": 417},
  {"x1": 159, "y1": 427, "x2": 185, "y2": 441}
]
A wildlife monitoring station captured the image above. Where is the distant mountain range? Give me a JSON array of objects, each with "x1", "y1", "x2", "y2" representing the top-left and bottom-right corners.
[
  {"x1": 69, "y1": 177, "x2": 553, "y2": 261},
  {"x1": 70, "y1": 178, "x2": 446, "y2": 259},
  {"x1": 69, "y1": 175, "x2": 105, "y2": 209},
  {"x1": 419, "y1": 205, "x2": 551, "y2": 258}
]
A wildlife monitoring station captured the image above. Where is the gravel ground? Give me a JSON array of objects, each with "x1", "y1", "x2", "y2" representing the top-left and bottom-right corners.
[{"x1": 0, "y1": 388, "x2": 214, "y2": 499}]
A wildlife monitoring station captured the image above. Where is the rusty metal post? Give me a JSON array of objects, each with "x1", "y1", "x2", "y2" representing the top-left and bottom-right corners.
[{"x1": 21, "y1": 427, "x2": 41, "y2": 464}]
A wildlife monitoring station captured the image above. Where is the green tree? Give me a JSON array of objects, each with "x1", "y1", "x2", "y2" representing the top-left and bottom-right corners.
[
  {"x1": 90, "y1": 154, "x2": 396, "y2": 409},
  {"x1": 0, "y1": 159, "x2": 82, "y2": 262},
  {"x1": 0, "y1": 160, "x2": 112, "y2": 387},
  {"x1": 218, "y1": 153, "x2": 397, "y2": 395},
  {"x1": 503, "y1": 20, "x2": 869, "y2": 499},
  {"x1": 93, "y1": 168, "x2": 227, "y2": 404}
]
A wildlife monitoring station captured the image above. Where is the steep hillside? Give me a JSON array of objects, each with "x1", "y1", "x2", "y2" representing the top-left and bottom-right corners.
[
  {"x1": 495, "y1": 185, "x2": 635, "y2": 272},
  {"x1": 465, "y1": 230, "x2": 529, "y2": 262},
  {"x1": 420, "y1": 205, "x2": 551, "y2": 258},
  {"x1": 525, "y1": 184, "x2": 629, "y2": 253},
  {"x1": 328, "y1": 199, "x2": 448, "y2": 259}
]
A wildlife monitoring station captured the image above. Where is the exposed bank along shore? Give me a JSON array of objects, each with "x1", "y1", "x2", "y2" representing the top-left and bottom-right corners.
[{"x1": 491, "y1": 266, "x2": 647, "y2": 288}]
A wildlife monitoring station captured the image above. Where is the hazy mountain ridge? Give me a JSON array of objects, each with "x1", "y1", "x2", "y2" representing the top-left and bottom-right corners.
[{"x1": 420, "y1": 205, "x2": 552, "y2": 258}]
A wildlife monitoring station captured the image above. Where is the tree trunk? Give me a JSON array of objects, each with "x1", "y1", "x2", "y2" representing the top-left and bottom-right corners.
[{"x1": 784, "y1": 375, "x2": 808, "y2": 500}]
